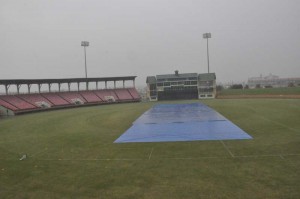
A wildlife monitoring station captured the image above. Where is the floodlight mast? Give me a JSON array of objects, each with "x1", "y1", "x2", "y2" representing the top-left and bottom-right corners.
[
  {"x1": 81, "y1": 41, "x2": 89, "y2": 90},
  {"x1": 203, "y1": 33, "x2": 211, "y2": 73}
]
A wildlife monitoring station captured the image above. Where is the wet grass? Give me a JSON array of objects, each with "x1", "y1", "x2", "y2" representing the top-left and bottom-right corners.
[
  {"x1": 0, "y1": 99, "x2": 300, "y2": 198},
  {"x1": 218, "y1": 87, "x2": 300, "y2": 96}
]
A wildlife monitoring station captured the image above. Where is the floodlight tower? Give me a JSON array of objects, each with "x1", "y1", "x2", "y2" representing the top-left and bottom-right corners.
[
  {"x1": 203, "y1": 33, "x2": 211, "y2": 73},
  {"x1": 81, "y1": 41, "x2": 89, "y2": 90}
]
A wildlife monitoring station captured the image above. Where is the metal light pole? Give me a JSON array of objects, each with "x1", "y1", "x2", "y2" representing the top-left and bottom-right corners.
[
  {"x1": 203, "y1": 33, "x2": 211, "y2": 73},
  {"x1": 81, "y1": 41, "x2": 89, "y2": 90}
]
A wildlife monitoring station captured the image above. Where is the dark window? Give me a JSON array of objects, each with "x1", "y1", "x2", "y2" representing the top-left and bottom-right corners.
[
  {"x1": 150, "y1": 91, "x2": 157, "y2": 96},
  {"x1": 164, "y1": 82, "x2": 171, "y2": 86},
  {"x1": 199, "y1": 88, "x2": 213, "y2": 92},
  {"x1": 184, "y1": 81, "x2": 191, "y2": 85},
  {"x1": 150, "y1": 84, "x2": 156, "y2": 90}
]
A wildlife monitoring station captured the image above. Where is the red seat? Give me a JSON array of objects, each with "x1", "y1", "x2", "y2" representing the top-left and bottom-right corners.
[
  {"x1": 94, "y1": 90, "x2": 119, "y2": 102},
  {"x1": 58, "y1": 92, "x2": 87, "y2": 104},
  {"x1": 80, "y1": 91, "x2": 102, "y2": 103},
  {"x1": 127, "y1": 88, "x2": 141, "y2": 100},
  {"x1": 42, "y1": 93, "x2": 70, "y2": 106},
  {"x1": 0, "y1": 95, "x2": 36, "y2": 110},
  {"x1": 19, "y1": 94, "x2": 53, "y2": 106},
  {"x1": 0, "y1": 98, "x2": 19, "y2": 111},
  {"x1": 114, "y1": 89, "x2": 133, "y2": 101}
]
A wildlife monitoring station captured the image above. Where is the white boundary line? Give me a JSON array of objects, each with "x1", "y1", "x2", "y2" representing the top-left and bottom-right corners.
[
  {"x1": 284, "y1": 154, "x2": 300, "y2": 156},
  {"x1": 2, "y1": 153, "x2": 300, "y2": 161},
  {"x1": 37, "y1": 158, "x2": 145, "y2": 161},
  {"x1": 259, "y1": 116, "x2": 300, "y2": 133},
  {"x1": 29, "y1": 147, "x2": 48, "y2": 157},
  {"x1": 234, "y1": 154, "x2": 280, "y2": 158},
  {"x1": 148, "y1": 148, "x2": 154, "y2": 160},
  {"x1": 220, "y1": 140, "x2": 234, "y2": 157},
  {"x1": 246, "y1": 106, "x2": 300, "y2": 133}
]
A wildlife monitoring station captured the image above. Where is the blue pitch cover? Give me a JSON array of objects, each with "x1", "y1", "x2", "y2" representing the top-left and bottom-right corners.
[{"x1": 114, "y1": 103, "x2": 252, "y2": 143}]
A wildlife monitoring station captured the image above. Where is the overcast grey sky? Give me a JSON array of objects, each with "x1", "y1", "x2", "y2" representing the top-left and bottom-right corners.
[{"x1": 1, "y1": 0, "x2": 300, "y2": 87}]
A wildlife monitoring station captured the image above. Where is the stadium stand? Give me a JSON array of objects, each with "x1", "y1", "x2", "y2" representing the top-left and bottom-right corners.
[
  {"x1": 19, "y1": 94, "x2": 53, "y2": 108},
  {"x1": 114, "y1": 89, "x2": 134, "y2": 101},
  {"x1": 0, "y1": 98, "x2": 19, "y2": 111},
  {"x1": 41, "y1": 93, "x2": 70, "y2": 106},
  {"x1": 58, "y1": 92, "x2": 87, "y2": 105},
  {"x1": 127, "y1": 88, "x2": 140, "y2": 100},
  {"x1": 0, "y1": 95, "x2": 37, "y2": 110},
  {"x1": 0, "y1": 77, "x2": 140, "y2": 115},
  {"x1": 80, "y1": 91, "x2": 102, "y2": 103},
  {"x1": 146, "y1": 71, "x2": 216, "y2": 101},
  {"x1": 94, "y1": 89, "x2": 119, "y2": 102}
]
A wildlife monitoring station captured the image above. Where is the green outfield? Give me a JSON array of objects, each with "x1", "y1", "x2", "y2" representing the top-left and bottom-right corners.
[
  {"x1": 0, "y1": 99, "x2": 300, "y2": 199},
  {"x1": 218, "y1": 86, "x2": 300, "y2": 96}
]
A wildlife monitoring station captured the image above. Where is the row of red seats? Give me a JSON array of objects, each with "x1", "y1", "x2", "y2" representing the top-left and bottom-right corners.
[{"x1": 0, "y1": 88, "x2": 140, "y2": 114}]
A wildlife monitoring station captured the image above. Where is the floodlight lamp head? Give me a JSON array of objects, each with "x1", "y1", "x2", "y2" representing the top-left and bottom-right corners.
[
  {"x1": 81, "y1": 41, "x2": 89, "y2": 46},
  {"x1": 203, "y1": 33, "x2": 211, "y2": 39}
]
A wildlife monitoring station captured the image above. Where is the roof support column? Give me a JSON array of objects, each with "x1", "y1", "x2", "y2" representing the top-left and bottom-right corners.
[
  {"x1": 58, "y1": 83, "x2": 61, "y2": 92},
  {"x1": 48, "y1": 83, "x2": 52, "y2": 92},
  {"x1": 27, "y1": 84, "x2": 32, "y2": 94},
  {"x1": 5, "y1": 84, "x2": 9, "y2": 95},
  {"x1": 123, "y1": 80, "x2": 125, "y2": 88},
  {"x1": 77, "y1": 82, "x2": 80, "y2": 91},
  {"x1": 105, "y1": 81, "x2": 107, "y2": 89},
  {"x1": 68, "y1": 83, "x2": 71, "y2": 92},
  {"x1": 114, "y1": 81, "x2": 116, "y2": 89},
  {"x1": 96, "y1": 81, "x2": 98, "y2": 90},
  {"x1": 86, "y1": 81, "x2": 89, "y2": 91},
  {"x1": 38, "y1": 84, "x2": 42, "y2": 93},
  {"x1": 133, "y1": 79, "x2": 135, "y2": 88},
  {"x1": 17, "y1": 84, "x2": 21, "y2": 94}
]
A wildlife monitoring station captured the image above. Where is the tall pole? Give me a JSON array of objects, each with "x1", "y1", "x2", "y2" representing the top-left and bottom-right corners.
[
  {"x1": 81, "y1": 41, "x2": 89, "y2": 90},
  {"x1": 206, "y1": 38, "x2": 210, "y2": 73},
  {"x1": 84, "y1": 46, "x2": 87, "y2": 79},
  {"x1": 203, "y1": 33, "x2": 211, "y2": 74}
]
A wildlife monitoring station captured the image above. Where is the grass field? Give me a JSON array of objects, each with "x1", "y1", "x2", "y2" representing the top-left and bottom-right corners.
[
  {"x1": 0, "y1": 99, "x2": 300, "y2": 199},
  {"x1": 218, "y1": 86, "x2": 300, "y2": 96}
]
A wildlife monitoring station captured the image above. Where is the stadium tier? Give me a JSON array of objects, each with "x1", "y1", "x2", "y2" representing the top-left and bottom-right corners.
[
  {"x1": 146, "y1": 71, "x2": 216, "y2": 101},
  {"x1": 79, "y1": 91, "x2": 103, "y2": 103},
  {"x1": 127, "y1": 88, "x2": 140, "y2": 100},
  {"x1": 58, "y1": 92, "x2": 87, "y2": 104},
  {"x1": 94, "y1": 89, "x2": 119, "y2": 102},
  {"x1": 0, "y1": 77, "x2": 140, "y2": 116},
  {"x1": 41, "y1": 93, "x2": 70, "y2": 106},
  {"x1": 0, "y1": 89, "x2": 140, "y2": 115},
  {"x1": 0, "y1": 98, "x2": 19, "y2": 111},
  {"x1": 114, "y1": 88, "x2": 134, "y2": 101},
  {"x1": 0, "y1": 95, "x2": 37, "y2": 110},
  {"x1": 19, "y1": 94, "x2": 54, "y2": 107}
]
